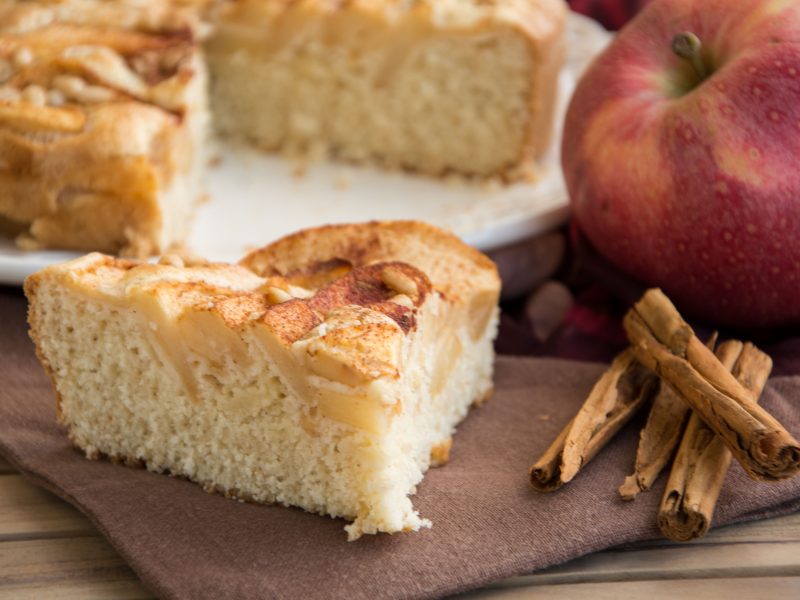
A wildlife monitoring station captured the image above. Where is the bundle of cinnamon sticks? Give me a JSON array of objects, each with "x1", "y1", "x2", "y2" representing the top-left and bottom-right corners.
[{"x1": 529, "y1": 288, "x2": 800, "y2": 541}]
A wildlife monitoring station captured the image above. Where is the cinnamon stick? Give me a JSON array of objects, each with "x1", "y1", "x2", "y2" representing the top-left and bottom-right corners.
[
  {"x1": 658, "y1": 341, "x2": 773, "y2": 541},
  {"x1": 618, "y1": 332, "x2": 719, "y2": 500},
  {"x1": 529, "y1": 349, "x2": 658, "y2": 491},
  {"x1": 623, "y1": 288, "x2": 800, "y2": 481}
]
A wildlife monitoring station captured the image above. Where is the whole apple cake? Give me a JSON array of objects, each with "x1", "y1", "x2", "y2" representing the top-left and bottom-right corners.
[
  {"x1": 0, "y1": 0, "x2": 208, "y2": 257},
  {"x1": 25, "y1": 221, "x2": 501, "y2": 539},
  {"x1": 1, "y1": 0, "x2": 566, "y2": 256}
]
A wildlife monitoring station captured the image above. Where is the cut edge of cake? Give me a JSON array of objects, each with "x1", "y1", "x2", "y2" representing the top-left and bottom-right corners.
[{"x1": 206, "y1": 0, "x2": 567, "y2": 180}]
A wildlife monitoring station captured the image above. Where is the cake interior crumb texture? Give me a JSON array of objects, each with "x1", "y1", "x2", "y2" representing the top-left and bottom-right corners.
[
  {"x1": 207, "y1": 0, "x2": 566, "y2": 178},
  {"x1": 26, "y1": 222, "x2": 501, "y2": 539}
]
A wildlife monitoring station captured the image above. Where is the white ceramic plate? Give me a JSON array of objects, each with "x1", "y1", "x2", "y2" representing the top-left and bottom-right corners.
[{"x1": 0, "y1": 14, "x2": 609, "y2": 285}]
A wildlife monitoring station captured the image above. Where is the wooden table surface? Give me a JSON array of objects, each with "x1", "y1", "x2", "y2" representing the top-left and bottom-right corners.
[{"x1": 1, "y1": 455, "x2": 798, "y2": 599}]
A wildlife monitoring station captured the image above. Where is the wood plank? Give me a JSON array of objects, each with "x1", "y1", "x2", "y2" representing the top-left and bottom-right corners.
[
  {"x1": 2, "y1": 541, "x2": 798, "y2": 600},
  {"x1": 0, "y1": 456, "x2": 14, "y2": 475},
  {"x1": 0, "y1": 578, "x2": 153, "y2": 600},
  {"x1": 618, "y1": 511, "x2": 800, "y2": 547},
  {"x1": 491, "y1": 540, "x2": 800, "y2": 587},
  {"x1": 0, "y1": 537, "x2": 142, "y2": 589},
  {"x1": 461, "y1": 577, "x2": 800, "y2": 599},
  {"x1": 0, "y1": 475, "x2": 95, "y2": 540},
  {"x1": 2, "y1": 538, "x2": 799, "y2": 600}
]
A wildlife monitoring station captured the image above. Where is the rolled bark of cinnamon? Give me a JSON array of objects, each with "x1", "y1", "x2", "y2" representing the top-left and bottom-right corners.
[
  {"x1": 624, "y1": 289, "x2": 800, "y2": 482},
  {"x1": 618, "y1": 384, "x2": 689, "y2": 500},
  {"x1": 619, "y1": 333, "x2": 718, "y2": 501},
  {"x1": 530, "y1": 349, "x2": 658, "y2": 492},
  {"x1": 658, "y1": 341, "x2": 772, "y2": 541}
]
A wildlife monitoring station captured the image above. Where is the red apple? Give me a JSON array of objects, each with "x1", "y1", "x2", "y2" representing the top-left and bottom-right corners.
[{"x1": 562, "y1": 0, "x2": 800, "y2": 327}]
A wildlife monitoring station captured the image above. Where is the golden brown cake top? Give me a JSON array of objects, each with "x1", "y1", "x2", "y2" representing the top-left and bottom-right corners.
[
  {"x1": 215, "y1": 0, "x2": 566, "y2": 37},
  {"x1": 0, "y1": 0, "x2": 201, "y2": 36},
  {"x1": 0, "y1": 0, "x2": 202, "y2": 126},
  {"x1": 240, "y1": 220, "x2": 499, "y2": 304},
  {"x1": 27, "y1": 222, "x2": 500, "y2": 382}
]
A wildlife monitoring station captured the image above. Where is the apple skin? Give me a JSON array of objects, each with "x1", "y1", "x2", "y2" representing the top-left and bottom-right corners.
[{"x1": 562, "y1": 0, "x2": 800, "y2": 327}]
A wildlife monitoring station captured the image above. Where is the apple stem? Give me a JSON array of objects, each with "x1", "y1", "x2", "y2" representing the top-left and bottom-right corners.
[{"x1": 672, "y1": 32, "x2": 708, "y2": 81}]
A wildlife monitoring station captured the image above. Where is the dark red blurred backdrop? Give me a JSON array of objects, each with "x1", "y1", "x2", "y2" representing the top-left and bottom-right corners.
[{"x1": 568, "y1": 0, "x2": 653, "y2": 30}]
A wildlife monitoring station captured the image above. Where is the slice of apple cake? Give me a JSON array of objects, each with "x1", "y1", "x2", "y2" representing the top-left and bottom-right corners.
[{"x1": 25, "y1": 221, "x2": 500, "y2": 539}]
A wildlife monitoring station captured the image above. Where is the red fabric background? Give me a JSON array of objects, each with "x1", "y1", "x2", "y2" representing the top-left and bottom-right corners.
[{"x1": 568, "y1": 0, "x2": 653, "y2": 30}]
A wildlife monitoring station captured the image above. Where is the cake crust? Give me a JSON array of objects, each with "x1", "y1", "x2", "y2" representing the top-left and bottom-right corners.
[{"x1": 241, "y1": 220, "x2": 499, "y2": 302}]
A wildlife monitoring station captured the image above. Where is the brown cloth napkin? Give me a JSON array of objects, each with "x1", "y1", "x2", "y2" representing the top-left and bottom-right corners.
[{"x1": 1, "y1": 288, "x2": 800, "y2": 600}]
